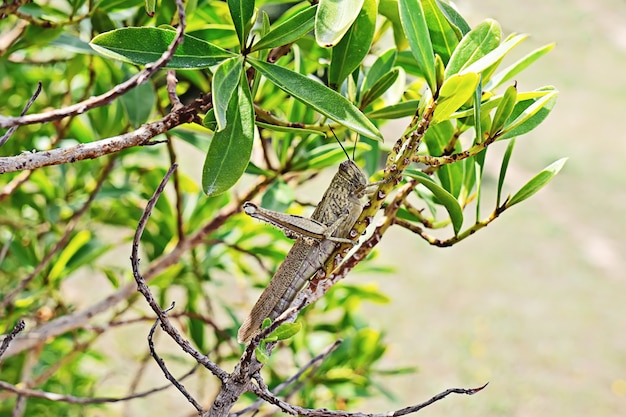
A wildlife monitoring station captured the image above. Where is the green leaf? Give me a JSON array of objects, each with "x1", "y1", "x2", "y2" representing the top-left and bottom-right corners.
[
  {"x1": 268, "y1": 322, "x2": 301, "y2": 341},
  {"x1": 405, "y1": 170, "x2": 464, "y2": 235},
  {"x1": 421, "y1": 0, "x2": 459, "y2": 64},
  {"x1": 202, "y1": 76, "x2": 254, "y2": 196},
  {"x1": 363, "y1": 48, "x2": 397, "y2": 92},
  {"x1": 202, "y1": 109, "x2": 218, "y2": 132},
  {"x1": 436, "y1": 0, "x2": 470, "y2": 35},
  {"x1": 360, "y1": 68, "x2": 400, "y2": 108},
  {"x1": 248, "y1": 58, "x2": 382, "y2": 141},
  {"x1": 212, "y1": 56, "x2": 244, "y2": 131},
  {"x1": 255, "y1": 347, "x2": 269, "y2": 363},
  {"x1": 366, "y1": 100, "x2": 419, "y2": 119},
  {"x1": 461, "y1": 33, "x2": 527, "y2": 76},
  {"x1": 497, "y1": 138, "x2": 515, "y2": 207},
  {"x1": 48, "y1": 230, "x2": 92, "y2": 281},
  {"x1": 444, "y1": 19, "x2": 501, "y2": 78},
  {"x1": 254, "y1": 122, "x2": 325, "y2": 138},
  {"x1": 485, "y1": 43, "x2": 556, "y2": 90},
  {"x1": 505, "y1": 158, "x2": 567, "y2": 208},
  {"x1": 90, "y1": 27, "x2": 235, "y2": 69},
  {"x1": 432, "y1": 71, "x2": 479, "y2": 124},
  {"x1": 291, "y1": 142, "x2": 370, "y2": 171},
  {"x1": 399, "y1": 0, "x2": 437, "y2": 93},
  {"x1": 328, "y1": 0, "x2": 376, "y2": 87},
  {"x1": 315, "y1": 0, "x2": 365, "y2": 47},
  {"x1": 228, "y1": 0, "x2": 254, "y2": 50},
  {"x1": 144, "y1": 0, "x2": 155, "y2": 16},
  {"x1": 490, "y1": 83, "x2": 517, "y2": 135},
  {"x1": 499, "y1": 88, "x2": 558, "y2": 139},
  {"x1": 423, "y1": 121, "x2": 463, "y2": 198},
  {"x1": 251, "y1": 6, "x2": 316, "y2": 52},
  {"x1": 261, "y1": 178, "x2": 295, "y2": 213},
  {"x1": 119, "y1": 73, "x2": 154, "y2": 128}
]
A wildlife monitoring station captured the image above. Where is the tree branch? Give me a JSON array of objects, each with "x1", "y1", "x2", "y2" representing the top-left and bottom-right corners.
[{"x1": 0, "y1": 0, "x2": 187, "y2": 130}]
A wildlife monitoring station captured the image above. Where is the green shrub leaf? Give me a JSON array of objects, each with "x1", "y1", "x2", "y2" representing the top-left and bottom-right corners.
[
  {"x1": 90, "y1": 27, "x2": 235, "y2": 69},
  {"x1": 212, "y1": 56, "x2": 244, "y2": 131},
  {"x1": 506, "y1": 158, "x2": 567, "y2": 208},
  {"x1": 202, "y1": 77, "x2": 254, "y2": 196},
  {"x1": 399, "y1": 0, "x2": 437, "y2": 93},
  {"x1": 444, "y1": 19, "x2": 501, "y2": 78},
  {"x1": 405, "y1": 170, "x2": 464, "y2": 235},
  {"x1": 248, "y1": 58, "x2": 382, "y2": 141},
  {"x1": 329, "y1": 0, "x2": 376, "y2": 87},
  {"x1": 432, "y1": 71, "x2": 479, "y2": 124},
  {"x1": 315, "y1": 0, "x2": 364, "y2": 47},
  {"x1": 251, "y1": 6, "x2": 316, "y2": 52}
]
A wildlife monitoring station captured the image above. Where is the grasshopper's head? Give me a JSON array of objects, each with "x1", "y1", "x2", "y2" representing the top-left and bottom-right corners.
[{"x1": 338, "y1": 160, "x2": 368, "y2": 190}]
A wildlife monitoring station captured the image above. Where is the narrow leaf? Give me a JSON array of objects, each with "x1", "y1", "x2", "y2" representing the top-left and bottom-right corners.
[
  {"x1": 251, "y1": 6, "x2": 316, "y2": 52},
  {"x1": 490, "y1": 83, "x2": 517, "y2": 135},
  {"x1": 499, "y1": 89, "x2": 557, "y2": 139},
  {"x1": 315, "y1": 0, "x2": 365, "y2": 47},
  {"x1": 248, "y1": 57, "x2": 382, "y2": 141},
  {"x1": 329, "y1": 0, "x2": 376, "y2": 87},
  {"x1": 405, "y1": 170, "x2": 464, "y2": 235},
  {"x1": 228, "y1": 0, "x2": 254, "y2": 49},
  {"x1": 461, "y1": 33, "x2": 528, "y2": 76},
  {"x1": 399, "y1": 0, "x2": 437, "y2": 92},
  {"x1": 144, "y1": 0, "x2": 155, "y2": 16},
  {"x1": 366, "y1": 100, "x2": 419, "y2": 119},
  {"x1": 212, "y1": 56, "x2": 244, "y2": 131},
  {"x1": 422, "y1": 0, "x2": 459, "y2": 64},
  {"x1": 202, "y1": 76, "x2": 254, "y2": 196},
  {"x1": 90, "y1": 27, "x2": 235, "y2": 69},
  {"x1": 432, "y1": 71, "x2": 479, "y2": 124},
  {"x1": 269, "y1": 322, "x2": 302, "y2": 340},
  {"x1": 506, "y1": 158, "x2": 567, "y2": 208},
  {"x1": 436, "y1": 0, "x2": 470, "y2": 35},
  {"x1": 485, "y1": 43, "x2": 556, "y2": 90},
  {"x1": 363, "y1": 48, "x2": 397, "y2": 92},
  {"x1": 361, "y1": 68, "x2": 400, "y2": 108},
  {"x1": 444, "y1": 19, "x2": 501, "y2": 78},
  {"x1": 497, "y1": 138, "x2": 515, "y2": 207}
]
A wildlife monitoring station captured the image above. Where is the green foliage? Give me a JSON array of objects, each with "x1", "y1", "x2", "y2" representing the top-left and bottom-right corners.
[{"x1": 0, "y1": 0, "x2": 562, "y2": 415}]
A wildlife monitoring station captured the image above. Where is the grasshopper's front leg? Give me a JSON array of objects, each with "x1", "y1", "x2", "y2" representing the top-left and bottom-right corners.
[{"x1": 243, "y1": 202, "x2": 355, "y2": 245}]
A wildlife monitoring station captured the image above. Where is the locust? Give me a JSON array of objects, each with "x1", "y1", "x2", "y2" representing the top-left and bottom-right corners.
[{"x1": 238, "y1": 154, "x2": 379, "y2": 343}]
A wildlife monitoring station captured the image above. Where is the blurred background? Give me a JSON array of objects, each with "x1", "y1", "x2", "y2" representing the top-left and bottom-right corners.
[{"x1": 362, "y1": 0, "x2": 626, "y2": 416}]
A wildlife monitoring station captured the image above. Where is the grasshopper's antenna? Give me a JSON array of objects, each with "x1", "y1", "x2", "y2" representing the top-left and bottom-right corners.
[{"x1": 329, "y1": 126, "x2": 351, "y2": 161}]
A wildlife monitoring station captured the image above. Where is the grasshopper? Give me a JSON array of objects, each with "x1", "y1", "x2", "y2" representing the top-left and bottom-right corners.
[{"x1": 238, "y1": 156, "x2": 379, "y2": 343}]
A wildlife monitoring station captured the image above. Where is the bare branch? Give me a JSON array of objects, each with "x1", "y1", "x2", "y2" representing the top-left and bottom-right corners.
[
  {"x1": 0, "y1": 368, "x2": 203, "y2": 405},
  {"x1": 0, "y1": 81, "x2": 42, "y2": 147},
  {"x1": 233, "y1": 340, "x2": 343, "y2": 417},
  {"x1": 0, "y1": 0, "x2": 187, "y2": 130},
  {"x1": 130, "y1": 163, "x2": 228, "y2": 381},
  {"x1": 148, "y1": 303, "x2": 204, "y2": 413},
  {"x1": 249, "y1": 382, "x2": 489, "y2": 417}
]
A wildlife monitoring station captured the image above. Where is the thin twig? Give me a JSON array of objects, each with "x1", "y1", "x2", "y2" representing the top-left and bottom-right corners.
[
  {"x1": 0, "y1": 320, "x2": 25, "y2": 362},
  {"x1": 233, "y1": 340, "x2": 343, "y2": 417},
  {"x1": 249, "y1": 382, "x2": 489, "y2": 417},
  {"x1": 130, "y1": 163, "x2": 228, "y2": 381},
  {"x1": 148, "y1": 302, "x2": 204, "y2": 413},
  {"x1": 0, "y1": 368, "x2": 202, "y2": 405},
  {"x1": 0, "y1": 81, "x2": 42, "y2": 147}
]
